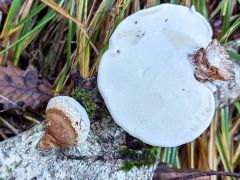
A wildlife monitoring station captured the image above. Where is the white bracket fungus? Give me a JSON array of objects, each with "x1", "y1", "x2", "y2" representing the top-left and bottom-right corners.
[{"x1": 98, "y1": 4, "x2": 215, "y2": 147}]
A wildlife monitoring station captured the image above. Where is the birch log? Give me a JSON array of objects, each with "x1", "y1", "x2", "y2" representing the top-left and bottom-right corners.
[
  {"x1": 212, "y1": 39, "x2": 240, "y2": 108},
  {"x1": 0, "y1": 117, "x2": 156, "y2": 179}
]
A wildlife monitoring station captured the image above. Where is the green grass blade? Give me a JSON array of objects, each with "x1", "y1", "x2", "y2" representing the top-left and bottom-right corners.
[
  {"x1": 198, "y1": 0, "x2": 208, "y2": 18},
  {"x1": 227, "y1": 50, "x2": 240, "y2": 62},
  {"x1": 216, "y1": 107, "x2": 233, "y2": 176},
  {"x1": 233, "y1": 142, "x2": 240, "y2": 168},
  {"x1": 170, "y1": 0, "x2": 179, "y2": 4},
  {"x1": 0, "y1": 0, "x2": 65, "y2": 64},
  {"x1": 66, "y1": 0, "x2": 75, "y2": 70},
  {"x1": 221, "y1": 107, "x2": 230, "y2": 148},
  {"x1": 216, "y1": 131, "x2": 233, "y2": 173},
  {"x1": 14, "y1": 3, "x2": 47, "y2": 28},
  {"x1": 0, "y1": 0, "x2": 22, "y2": 39},
  {"x1": 56, "y1": 0, "x2": 75, "y2": 93},
  {"x1": 209, "y1": 1, "x2": 224, "y2": 20},
  {"x1": 115, "y1": 0, "x2": 132, "y2": 27},
  {"x1": 155, "y1": 0, "x2": 160, "y2": 5},
  {"x1": 169, "y1": 147, "x2": 178, "y2": 167},
  {"x1": 90, "y1": 0, "x2": 132, "y2": 76},
  {"x1": 220, "y1": 0, "x2": 235, "y2": 39},
  {"x1": 176, "y1": 155, "x2": 181, "y2": 168},
  {"x1": 89, "y1": 0, "x2": 113, "y2": 33},
  {"x1": 162, "y1": 147, "x2": 170, "y2": 163},
  {"x1": 162, "y1": 147, "x2": 177, "y2": 167},
  {"x1": 220, "y1": 17, "x2": 240, "y2": 43},
  {"x1": 235, "y1": 102, "x2": 240, "y2": 113}
]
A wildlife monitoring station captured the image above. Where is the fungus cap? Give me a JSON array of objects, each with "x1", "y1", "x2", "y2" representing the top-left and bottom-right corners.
[
  {"x1": 98, "y1": 4, "x2": 215, "y2": 147},
  {"x1": 46, "y1": 96, "x2": 90, "y2": 145}
]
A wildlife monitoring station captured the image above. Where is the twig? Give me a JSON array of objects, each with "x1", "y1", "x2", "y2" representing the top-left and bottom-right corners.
[
  {"x1": 0, "y1": 129, "x2": 7, "y2": 139},
  {"x1": 171, "y1": 170, "x2": 240, "y2": 180},
  {"x1": 0, "y1": 94, "x2": 18, "y2": 107},
  {"x1": 0, "y1": 116, "x2": 19, "y2": 135},
  {"x1": 0, "y1": 95, "x2": 24, "y2": 111}
]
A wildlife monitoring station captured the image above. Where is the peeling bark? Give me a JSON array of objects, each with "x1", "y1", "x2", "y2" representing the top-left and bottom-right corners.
[
  {"x1": 193, "y1": 40, "x2": 233, "y2": 82},
  {"x1": 190, "y1": 39, "x2": 240, "y2": 109},
  {"x1": 208, "y1": 61, "x2": 240, "y2": 109},
  {"x1": 207, "y1": 40, "x2": 240, "y2": 108}
]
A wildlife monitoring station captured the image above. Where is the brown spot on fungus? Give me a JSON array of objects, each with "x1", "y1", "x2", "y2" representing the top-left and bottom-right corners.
[{"x1": 37, "y1": 96, "x2": 90, "y2": 150}]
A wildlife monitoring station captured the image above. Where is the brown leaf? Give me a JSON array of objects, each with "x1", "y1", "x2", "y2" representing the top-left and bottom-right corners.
[
  {"x1": 0, "y1": 0, "x2": 12, "y2": 14},
  {"x1": 192, "y1": 39, "x2": 233, "y2": 82},
  {"x1": 0, "y1": 62, "x2": 52, "y2": 111}
]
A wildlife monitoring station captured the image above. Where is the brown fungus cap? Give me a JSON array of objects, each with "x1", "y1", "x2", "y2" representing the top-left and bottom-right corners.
[{"x1": 38, "y1": 96, "x2": 90, "y2": 149}]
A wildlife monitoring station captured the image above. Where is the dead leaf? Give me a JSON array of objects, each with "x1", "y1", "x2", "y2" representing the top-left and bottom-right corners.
[
  {"x1": 0, "y1": 0, "x2": 12, "y2": 14},
  {"x1": 192, "y1": 39, "x2": 233, "y2": 82},
  {"x1": 0, "y1": 61, "x2": 52, "y2": 111}
]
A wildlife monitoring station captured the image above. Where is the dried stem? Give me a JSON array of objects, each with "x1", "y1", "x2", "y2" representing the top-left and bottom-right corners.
[
  {"x1": 171, "y1": 170, "x2": 240, "y2": 180},
  {"x1": 0, "y1": 116, "x2": 19, "y2": 135}
]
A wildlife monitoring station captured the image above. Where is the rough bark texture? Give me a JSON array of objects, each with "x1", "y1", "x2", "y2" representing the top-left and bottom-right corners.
[
  {"x1": 209, "y1": 40, "x2": 240, "y2": 108},
  {"x1": 0, "y1": 117, "x2": 156, "y2": 179},
  {"x1": 209, "y1": 61, "x2": 240, "y2": 108}
]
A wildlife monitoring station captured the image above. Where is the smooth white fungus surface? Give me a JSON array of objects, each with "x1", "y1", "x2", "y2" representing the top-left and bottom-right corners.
[
  {"x1": 46, "y1": 96, "x2": 90, "y2": 144},
  {"x1": 98, "y1": 4, "x2": 215, "y2": 147}
]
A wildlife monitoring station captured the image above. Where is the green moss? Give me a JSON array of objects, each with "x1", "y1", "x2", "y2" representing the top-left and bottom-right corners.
[
  {"x1": 120, "y1": 146, "x2": 161, "y2": 171},
  {"x1": 72, "y1": 87, "x2": 106, "y2": 120}
]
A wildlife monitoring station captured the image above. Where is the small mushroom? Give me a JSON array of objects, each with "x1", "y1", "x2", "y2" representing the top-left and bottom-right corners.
[
  {"x1": 38, "y1": 96, "x2": 90, "y2": 150},
  {"x1": 98, "y1": 4, "x2": 215, "y2": 147}
]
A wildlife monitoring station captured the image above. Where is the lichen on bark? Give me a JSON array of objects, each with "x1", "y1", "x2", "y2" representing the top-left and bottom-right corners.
[{"x1": 0, "y1": 116, "x2": 156, "y2": 179}]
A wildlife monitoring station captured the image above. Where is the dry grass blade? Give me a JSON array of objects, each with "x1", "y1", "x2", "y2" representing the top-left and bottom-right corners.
[
  {"x1": 208, "y1": 113, "x2": 218, "y2": 180},
  {"x1": 76, "y1": 0, "x2": 90, "y2": 78},
  {"x1": 40, "y1": 0, "x2": 99, "y2": 55},
  {"x1": 0, "y1": 129, "x2": 7, "y2": 139},
  {"x1": 200, "y1": 137, "x2": 210, "y2": 170},
  {"x1": 23, "y1": 114, "x2": 40, "y2": 124},
  {"x1": 0, "y1": 116, "x2": 19, "y2": 135}
]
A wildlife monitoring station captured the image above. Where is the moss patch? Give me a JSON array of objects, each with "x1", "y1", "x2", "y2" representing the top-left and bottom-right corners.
[
  {"x1": 120, "y1": 144, "x2": 160, "y2": 171},
  {"x1": 72, "y1": 87, "x2": 107, "y2": 120}
]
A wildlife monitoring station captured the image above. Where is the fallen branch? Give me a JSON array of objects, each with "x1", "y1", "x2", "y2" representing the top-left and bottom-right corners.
[
  {"x1": 0, "y1": 117, "x2": 156, "y2": 179},
  {"x1": 172, "y1": 170, "x2": 240, "y2": 180},
  {"x1": 153, "y1": 163, "x2": 240, "y2": 180}
]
